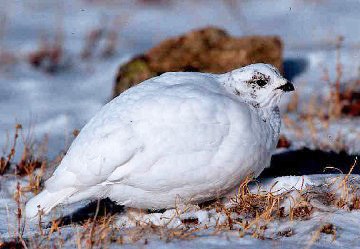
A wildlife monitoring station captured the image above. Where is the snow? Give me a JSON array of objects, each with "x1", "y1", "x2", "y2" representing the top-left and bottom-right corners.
[
  {"x1": 2, "y1": 174, "x2": 360, "y2": 248},
  {"x1": 0, "y1": 0, "x2": 359, "y2": 248}
]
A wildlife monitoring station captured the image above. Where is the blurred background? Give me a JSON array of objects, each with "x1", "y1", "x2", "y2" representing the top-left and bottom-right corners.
[{"x1": 0, "y1": 0, "x2": 359, "y2": 158}]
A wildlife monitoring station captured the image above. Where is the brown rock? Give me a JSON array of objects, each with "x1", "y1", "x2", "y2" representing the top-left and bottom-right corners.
[
  {"x1": 113, "y1": 27, "x2": 283, "y2": 97},
  {"x1": 114, "y1": 56, "x2": 156, "y2": 95}
]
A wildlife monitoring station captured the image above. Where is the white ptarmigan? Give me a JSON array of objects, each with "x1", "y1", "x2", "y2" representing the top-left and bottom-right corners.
[{"x1": 26, "y1": 63, "x2": 294, "y2": 218}]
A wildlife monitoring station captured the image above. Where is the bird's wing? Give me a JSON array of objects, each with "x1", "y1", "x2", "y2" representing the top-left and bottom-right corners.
[
  {"x1": 45, "y1": 72, "x2": 252, "y2": 191},
  {"x1": 45, "y1": 98, "x2": 143, "y2": 191}
]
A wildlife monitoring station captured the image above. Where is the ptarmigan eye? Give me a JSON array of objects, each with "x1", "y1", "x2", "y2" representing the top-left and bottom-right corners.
[{"x1": 256, "y1": 79, "x2": 267, "y2": 87}]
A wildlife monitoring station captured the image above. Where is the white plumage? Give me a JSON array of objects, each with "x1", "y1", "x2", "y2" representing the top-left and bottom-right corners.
[{"x1": 26, "y1": 63, "x2": 294, "y2": 218}]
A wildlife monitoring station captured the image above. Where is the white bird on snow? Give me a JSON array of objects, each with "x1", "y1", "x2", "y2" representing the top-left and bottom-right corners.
[{"x1": 26, "y1": 63, "x2": 294, "y2": 219}]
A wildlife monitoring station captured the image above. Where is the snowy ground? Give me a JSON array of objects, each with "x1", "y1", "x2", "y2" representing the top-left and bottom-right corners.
[
  {"x1": 0, "y1": 0, "x2": 360, "y2": 248},
  {"x1": 2, "y1": 174, "x2": 360, "y2": 248}
]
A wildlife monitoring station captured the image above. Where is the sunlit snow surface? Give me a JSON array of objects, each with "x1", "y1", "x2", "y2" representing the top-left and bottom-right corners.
[{"x1": 0, "y1": 0, "x2": 360, "y2": 247}]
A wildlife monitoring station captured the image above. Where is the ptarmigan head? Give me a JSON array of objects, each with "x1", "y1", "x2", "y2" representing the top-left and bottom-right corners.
[{"x1": 221, "y1": 63, "x2": 294, "y2": 108}]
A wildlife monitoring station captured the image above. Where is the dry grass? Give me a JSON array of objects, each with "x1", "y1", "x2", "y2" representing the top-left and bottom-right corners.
[
  {"x1": 81, "y1": 20, "x2": 120, "y2": 61},
  {"x1": 1, "y1": 13, "x2": 123, "y2": 75},
  {"x1": 0, "y1": 12, "x2": 18, "y2": 70},
  {"x1": 28, "y1": 31, "x2": 65, "y2": 74},
  {"x1": 1, "y1": 125, "x2": 47, "y2": 197},
  {"x1": 0, "y1": 124, "x2": 22, "y2": 175},
  {"x1": 81, "y1": 27, "x2": 104, "y2": 60},
  {"x1": 75, "y1": 215, "x2": 116, "y2": 248},
  {"x1": 282, "y1": 36, "x2": 360, "y2": 152},
  {"x1": 286, "y1": 36, "x2": 359, "y2": 120}
]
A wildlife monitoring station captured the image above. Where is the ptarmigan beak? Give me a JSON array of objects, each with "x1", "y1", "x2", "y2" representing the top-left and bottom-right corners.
[{"x1": 277, "y1": 81, "x2": 295, "y2": 92}]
